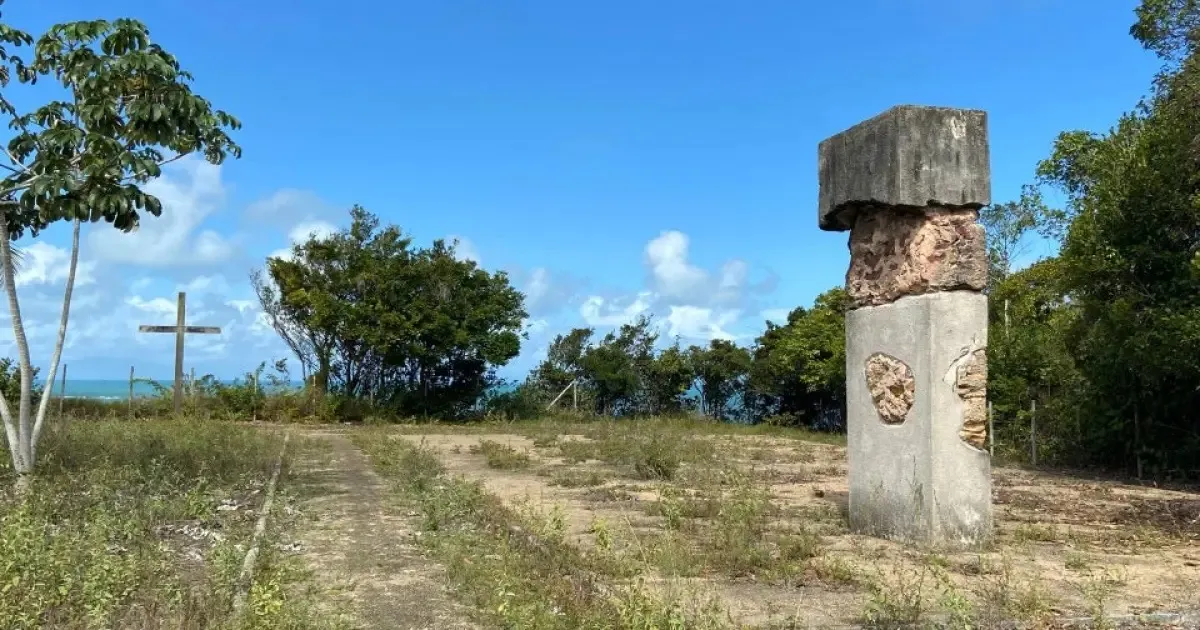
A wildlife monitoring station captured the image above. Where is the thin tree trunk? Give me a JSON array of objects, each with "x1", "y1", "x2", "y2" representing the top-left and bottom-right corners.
[
  {"x1": 31, "y1": 219, "x2": 80, "y2": 461},
  {"x1": 0, "y1": 372, "x2": 22, "y2": 473},
  {"x1": 0, "y1": 220, "x2": 34, "y2": 486}
]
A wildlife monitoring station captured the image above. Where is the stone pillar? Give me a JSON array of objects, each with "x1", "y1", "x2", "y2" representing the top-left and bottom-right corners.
[{"x1": 818, "y1": 105, "x2": 993, "y2": 548}]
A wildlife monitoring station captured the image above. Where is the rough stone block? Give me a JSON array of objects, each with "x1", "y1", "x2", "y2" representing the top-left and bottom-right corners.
[
  {"x1": 845, "y1": 291, "x2": 992, "y2": 548},
  {"x1": 818, "y1": 105, "x2": 991, "y2": 231},
  {"x1": 846, "y1": 207, "x2": 988, "y2": 308}
]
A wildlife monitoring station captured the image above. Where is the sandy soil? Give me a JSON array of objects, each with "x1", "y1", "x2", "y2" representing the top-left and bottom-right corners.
[
  {"x1": 290, "y1": 430, "x2": 480, "y2": 630},
  {"x1": 395, "y1": 431, "x2": 1200, "y2": 628}
]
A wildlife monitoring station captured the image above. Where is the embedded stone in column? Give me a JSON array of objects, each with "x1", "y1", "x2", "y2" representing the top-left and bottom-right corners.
[
  {"x1": 846, "y1": 207, "x2": 988, "y2": 309},
  {"x1": 865, "y1": 353, "x2": 915, "y2": 425},
  {"x1": 954, "y1": 348, "x2": 988, "y2": 450}
]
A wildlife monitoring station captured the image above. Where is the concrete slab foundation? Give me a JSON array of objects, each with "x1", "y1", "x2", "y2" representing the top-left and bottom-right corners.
[{"x1": 845, "y1": 291, "x2": 992, "y2": 548}]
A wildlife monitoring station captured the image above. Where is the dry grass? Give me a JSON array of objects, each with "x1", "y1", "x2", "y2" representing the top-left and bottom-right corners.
[{"x1": 359, "y1": 417, "x2": 1200, "y2": 629}]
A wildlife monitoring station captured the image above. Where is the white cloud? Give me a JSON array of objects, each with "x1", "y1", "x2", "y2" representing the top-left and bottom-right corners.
[
  {"x1": 245, "y1": 189, "x2": 337, "y2": 224},
  {"x1": 126, "y1": 295, "x2": 178, "y2": 318},
  {"x1": 14, "y1": 242, "x2": 97, "y2": 288},
  {"x1": 556, "y1": 230, "x2": 768, "y2": 344},
  {"x1": 525, "y1": 267, "x2": 550, "y2": 303},
  {"x1": 89, "y1": 156, "x2": 237, "y2": 267},
  {"x1": 580, "y1": 292, "x2": 654, "y2": 327},
  {"x1": 524, "y1": 318, "x2": 549, "y2": 335},
  {"x1": 288, "y1": 220, "x2": 337, "y2": 244},
  {"x1": 179, "y1": 274, "x2": 231, "y2": 296},
  {"x1": 448, "y1": 235, "x2": 480, "y2": 264},
  {"x1": 645, "y1": 230, "x2": 708, "y2": 299},
  {"x1": 227, "y1": 299, "x2": 255, "y2": 313},
  {"x1": 664, "y1": 305, "x2": 739, "y2": 341}
]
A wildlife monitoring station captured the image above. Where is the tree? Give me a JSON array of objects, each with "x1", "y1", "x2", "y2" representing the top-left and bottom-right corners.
[
  {"x1": 529, "y1": 327, "x2": 593, "y2": 405},
  {"x1": 262, "y1": 206, "x2": 527, "y2": 418},
  {"x1": 746, "y1": 288, "x2": 848, "y2": 429},
  {"x1": 578, "y1": 316, "x2": 657, "y2": 415},
  {"x1": 689, "y1": 339, "x2": 751, "y2": 422},
  {"x1": 1031, "y1": 0, "x2": 1200, "y2": 474},
  {"x1": 978, "y1": 185, "x2": 1059, "y2": 284},
  {"x1": 251, "y1": 268, "x2": 316, "y2": 384},
  {"x1": 644, "y1": 341, "x2": 694, "y2": 415},
  {"x1": 0, "y1": 15, "x2": 240, "y2": 486},
  {"x1": 985, "y1": 259, "x2": 1083, "y2": 461},
  {"x1": 1131, "y1": 0, "x2": 1200, "y2": 63}
]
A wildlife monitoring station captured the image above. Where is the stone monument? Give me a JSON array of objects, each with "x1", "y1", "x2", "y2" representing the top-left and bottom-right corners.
[{"x1": 818, "y1": 105, "x2": 992, "y2": 548}]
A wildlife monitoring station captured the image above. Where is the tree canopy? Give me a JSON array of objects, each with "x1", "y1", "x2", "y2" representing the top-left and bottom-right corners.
[
  {"x1": 0, "y1": 11, "x2": 240, "y2": 481},
  {"x1": 257, "y1": 206, "x2": 527, "y2": 419}
]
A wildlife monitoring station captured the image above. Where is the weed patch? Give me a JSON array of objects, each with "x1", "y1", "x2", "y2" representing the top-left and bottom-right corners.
[
  {"x1": 0, "y1": 419, "x2": 338, "y2": 629},
  {"x1": 549, "y1": 469, "x2": 609, "y2": 488},
  {"x1": 471, "y1": 439, "x2": 532, "y2": 469},
  {"x1": 354, "y1": 430, "x2": 733, "y2": 629}
]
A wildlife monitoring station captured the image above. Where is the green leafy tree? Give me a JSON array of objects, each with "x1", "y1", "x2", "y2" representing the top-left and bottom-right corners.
[
  {"x1": 0, "y1": 14, "x2": 240, "y2": 485},
  {"x1": 578, "y1": 316, "x2": 657, "y2": 415},
  {"x1": 1131, "y1": 0, "x2": 1200, "y2": 62},
  {"x1": 644, "y1": 341, "x2": 695, "y2": 415},
  {"x1": 1032, "y1": 0, "x2": 1200, "y2": 473},
  {"x1": 979, "y1": 185, "x2": 1060, "y2": 284},
  {"x1": 261, "y1": 206, "x2": 526, "y2": 418},
  {"x1": 689, "y1": 339, "x2": 751, "y2": 422},
  {"x1": 746, "y1": 288, "x2": 848, "y2": 429},
  {"x1": 528, "y1": 327, "x2": 593, "y2": 407},
  {"x1": 986, "y1": 260, "x2": 1084, "y2": 460}
]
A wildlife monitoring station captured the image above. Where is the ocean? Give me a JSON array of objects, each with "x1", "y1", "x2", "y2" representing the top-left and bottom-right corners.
[{"x1": 48, "y1": 378, "x2": 274, "y2": 401}]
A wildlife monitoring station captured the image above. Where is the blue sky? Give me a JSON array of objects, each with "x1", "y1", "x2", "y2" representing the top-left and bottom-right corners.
[{"x1": 0, "y1": 0, "x2": 1164, "y2": 379}]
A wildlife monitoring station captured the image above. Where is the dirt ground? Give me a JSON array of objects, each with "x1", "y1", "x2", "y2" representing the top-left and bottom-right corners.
[
  {"x1": 394, "y1": 430, "x2": 1200, "y2": 629},
  {"x1": 290, "y1": 430, "x2": 480, "y2": 630}
]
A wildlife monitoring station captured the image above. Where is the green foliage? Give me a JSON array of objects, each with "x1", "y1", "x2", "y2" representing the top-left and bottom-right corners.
[
  {"x1": 480, "y1": 380, "x2": 545, "y2": 421},
  {"x1": 979, "y1": 184, "x2": 1063, "y2": 282},
  {"x1": 1024, "y1": 2, "x2": 1200, "y2": 475},
  {"x1": 0, "y1": 16, "x2": 240, "y2": 235},
  {"x1": 579, "y1": 316, "x2": 658, "y2": 415},
  {"x1": 262, "y1": 206, "x2": 527, "y2": 419},
  {"x1": 1131, "y1": 0, "x2": 1200, "y2": 62},
  {"x1": 0, "y1": 8, "x2": 240, "y2": 478},
  {"x1": 644, "y1": 343, "x2": 695, "y2": 415},
  {"x1": 518, "y1": 291, "x2": 847, "y2": 430},
  {"x1": 0, "y1": 419, "x2": 332, "y2": 628},
  {"x1": 688, "y1": 339, "x2": 751, "y2": 422},
  {"x1": 746, "y1": 288, "x2": 848, "y2": 430},
  {"x1": 0, "y1": 356, "x2": 38, "y2": 405}
]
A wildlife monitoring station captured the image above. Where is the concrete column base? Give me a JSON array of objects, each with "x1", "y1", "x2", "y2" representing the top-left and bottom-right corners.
[{"x1": 845, "y1": 290, "x2": 992, "y2": 549}]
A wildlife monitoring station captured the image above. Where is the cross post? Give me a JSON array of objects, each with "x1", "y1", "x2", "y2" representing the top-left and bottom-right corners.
[{"x1": 138, "y1": 292, "x2": 222, "y2": 415}]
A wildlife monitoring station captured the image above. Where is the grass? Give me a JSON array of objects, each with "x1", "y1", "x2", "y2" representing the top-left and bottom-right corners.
[
  {"x1": 352, "y1": 428, "x2": 734, "y2": 630},
  {"x1": 0, "y1": 418, "x2": 342, "y2": 630},
  {"x1": 548, "y1": 469, "x2": 609, "y2": 488},
  {"x1": 356, "y1": 416, "x2": 1200, "y2": 628},
  {"x1": 470, "y1": 439, "x2": 532, "y2": 469}
]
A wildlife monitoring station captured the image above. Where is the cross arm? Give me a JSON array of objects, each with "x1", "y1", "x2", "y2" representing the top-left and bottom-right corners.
[{"x1": 138, "y1": 325, "x2": 222, "y2": 334}]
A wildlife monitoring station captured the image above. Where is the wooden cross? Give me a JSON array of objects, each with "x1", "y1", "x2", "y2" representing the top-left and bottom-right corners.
[{"x1": 138, "y1": 291, "x2": 221, "y2": 414}]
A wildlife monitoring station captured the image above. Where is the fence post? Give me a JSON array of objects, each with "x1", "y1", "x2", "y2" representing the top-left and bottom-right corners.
[
  {"x1": 251, "y1": 373, "x2": 258, "y2": 423},
  {"x1": 572, "y1": 379, "x2": 578, "y2": 411},
  {"x1": 1030, "y1": 399, "x2": 1038, "y2": 467},
  {"x1": 987, "y1": 400, "x2": 994, "y2": 457},
  {"x1": 129, "y1": 366, "x2": 135, "y2": 419},
  {"x1": 190, "y1": 366, "x2": 196, "y2": 401}
]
